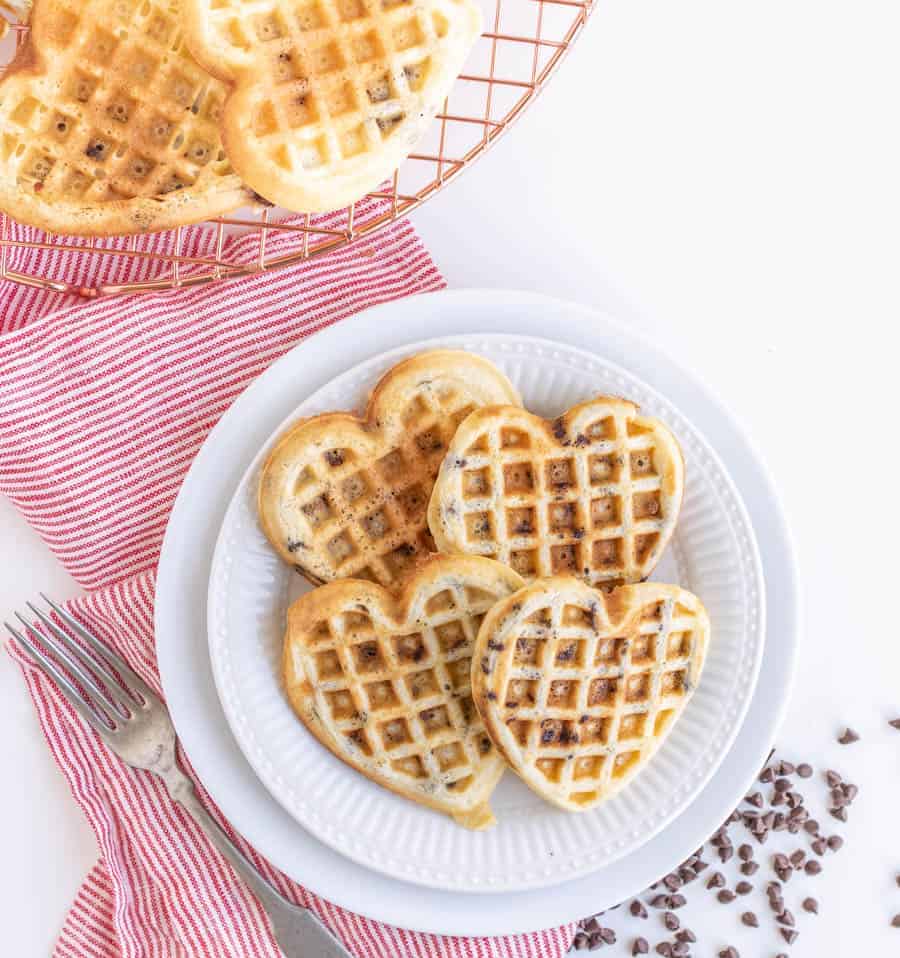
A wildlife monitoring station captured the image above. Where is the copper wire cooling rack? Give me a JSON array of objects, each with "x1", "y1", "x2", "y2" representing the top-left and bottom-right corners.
[{"x1": 0, "y1": 1, "x2": 595, "y2": 297}]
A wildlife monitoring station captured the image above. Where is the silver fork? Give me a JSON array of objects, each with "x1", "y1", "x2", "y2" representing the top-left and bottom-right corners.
[{"x1": 6, "y1": 595, "x2": 353, "y2": 958}]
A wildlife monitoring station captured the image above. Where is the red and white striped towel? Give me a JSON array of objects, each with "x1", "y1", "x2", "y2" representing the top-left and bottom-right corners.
[{"x1": 0, "y1": 210, "x2": 576, "y2": 958}]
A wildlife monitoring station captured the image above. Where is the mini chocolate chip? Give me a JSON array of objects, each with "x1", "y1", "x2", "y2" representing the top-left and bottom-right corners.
[
  {"x1": 831, "y1": 787, "x2": 846, "y2": 806},
  {"x1": 651, "y1": 895, "x2": 669, "y2": 908},
  {"x1": 745, "y1": 792, "x2": 764, "y2": 807},
  {"x1": 671, "y1": 944, "x2": 689, "y2": 958},
  {"x1": 803, "y1": 897, "x2": 819, "y2": 914},
  {"x1": 718, "y1": 846, "x2": 734, "y2": 863},
  {"x1": 774, "y1": 777, "x2": 791, "y2": 793},
  {"x1": 892, "y1": 915, "x2": 900, "y2": 928},
  {"x1": 668, "y1": 894, "x2": 687, "y2": 909},
  {"x1": 776, "y1": 760, "x2": 795, "y2": 775},
  {"x1": 830, "y1": 806, "x2": 848, "y2": 822},
  {"x1": 679, "y1": 867, "x2": 696, "y2": 883},
  {"x1": 740, "y1": 861, "x2": 759, "y2": 876},
  {"x1": 811, "y1": 838, "x2": 827, "y2": 855},
  {"x1": 717, "y1": 889, "x2": 736, "y2": 904},
  {"x1": 587, "y1": 931, "x2": 603, "y2": 949},
  {"x1": 772, "y1": 853, "x2": 790, "y2": 870},
  {"x1": 789, "y1": 850, "x2": 806, "y2": 867},
  {"x1": 707, "y1": 872, "x2": 726, "y2": 889},
  {"x1": 842, "y1": 783, "x2": 859, "y2": 802},
  {"x1": 766, "y1": 881, "x2": 782, "y2": 894},
  {"x1": 804, "y1": 818, "x2": 820, "y2": 835},
  {"x1": 805, "y1": 860, "x2": 822, "y2": 875},
  {"x1": 599, "y1": 928, "x2": 616, "y2": 944},
  {"x1": 777, "y1": 909, "x2": 795, "y2": 927},
  {"x1": 630, "y1": 900, "x2": 648, "y2": 918},
  {"x1": 889, "y1": 719, "x2": 900, "y2": 730},
  {"x1": 736, "y1": 881, "x2": 753, "y2": 895},
  {"x1": 663, "y1": 874, "x2": 683, "y2": 891},
  {"x1": 837, "y1": 727, "x2": 859, "y2": 744},
  {"x1": 663, "y1": 912, "x2": 679, "y2": 931},
  {"x1": 572, "y1": 931, "x2": 589, "y2": 950},
  {"x1": 693, "y1": 859, "x2": 709, "y2": 873},
  {"x1": 741, "y1": 911, "x2": 758, "y2": 928},
  {"x1": 769, "y1": 895, "x2": 785, "y2": 913},
  {"x1": 780, "y1": 929, "x2": 798, "y2": 945},
  {"x1": 583, "y1": 917, "x2": 600, "y2": 933},
  {"x1": 655, "y1": 944, "x2": 672, "y2": 957},
  {"x1": 825, "y1": 770, "x2": 842, "y2": 787},
  {"x1": 797, "y1": 762, "x2": 813, "y2": 777},
  {"x1": 827, "y1": 835, "x2": 844, "y2": 851},
  {"x1": 738, "y1": 844, "x2": 753, "y2": 861},
  {"x1": 675, "y1": 929, "x2": 696, "y2": 943},
  {"x1": 632, "y1": 938, "x2": 649, "y2": 956},
  {"x1": 759, "y1": 767, "x2": 774, "y2": 783}
]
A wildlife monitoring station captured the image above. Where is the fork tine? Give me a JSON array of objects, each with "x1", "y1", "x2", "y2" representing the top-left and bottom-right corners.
[
  {"x1": 24, "y1": 603, "x2": 137, "y2": 718},
  {"x1": 6, "y1": 620, "x2": 116, "y2": 735},
  {"x1": 38, "y1": 593, "x2": 156, "y2": 705}
]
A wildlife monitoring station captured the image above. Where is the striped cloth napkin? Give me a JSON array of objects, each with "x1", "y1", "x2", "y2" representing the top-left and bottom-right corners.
[{"x1": 0, "y1": 208, "x2": 575, "y2": 958}]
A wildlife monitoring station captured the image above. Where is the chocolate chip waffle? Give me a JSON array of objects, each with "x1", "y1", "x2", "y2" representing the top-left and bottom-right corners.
[
  {"x1": 428, "y1": 397, "x2": 684, "y2": 589},
  {"x1": 183, "y1": 0, "x2": 481, "y2": 211},
  {"x1": 472, "y1": 579, "x2": 710, "y2": 811},
  {"x1": 0, "y1": 0, "x2": 250, "y2": 235},
  {"x1": 282, "y1": 555, "x2": 524, "y2": 827},
  {"x1": 258, "y1": 350, "x2": 520, "y2": 587}
]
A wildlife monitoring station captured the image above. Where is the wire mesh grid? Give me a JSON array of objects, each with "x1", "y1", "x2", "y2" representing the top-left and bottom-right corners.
[{"x1": 0, "y1": 0, "x2": 594, "y2": 297}]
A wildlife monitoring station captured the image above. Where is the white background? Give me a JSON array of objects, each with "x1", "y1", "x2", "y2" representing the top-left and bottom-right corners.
[{"x1": 3, "y1": 0, "x2": 900, "y2": 954}]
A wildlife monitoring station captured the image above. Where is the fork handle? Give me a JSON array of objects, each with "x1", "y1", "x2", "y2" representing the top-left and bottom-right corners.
[{"x1": 163, "y1": 768, "x2": 353, "y2": 958}]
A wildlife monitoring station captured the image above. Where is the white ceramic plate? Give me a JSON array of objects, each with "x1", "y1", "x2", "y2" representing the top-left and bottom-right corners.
[
  {"x1": 156, "y1": 290, "x2": 799, "y2": 934},
  {"x1": 208, "y1": 334, "x2": 765, "y2": 893}
]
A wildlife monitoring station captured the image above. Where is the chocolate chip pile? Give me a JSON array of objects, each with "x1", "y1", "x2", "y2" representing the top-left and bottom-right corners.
[{"x1": 569, "y1": 721, "x2": 898, "y2": 955}]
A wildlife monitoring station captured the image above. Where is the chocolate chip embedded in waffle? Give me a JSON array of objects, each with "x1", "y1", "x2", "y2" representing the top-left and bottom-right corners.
[
  {"x1": 0, "y1": 0, "x2": 250, "y2": 234},
  {"x1": 182, "y1": 0, "x2": 481, "y2": 211},
  {"x1": 428, "y1": 396, "x2": 684, "y2": 589},
  {"x1": 472, "y1": 579, "x2": 709, "y2": 812},
  {"x1": 282, "y1": 555, "x2": 524, "y2": 827},
  {"x1": 258, "y1": 349, "x2": 520, "y2": 587}
]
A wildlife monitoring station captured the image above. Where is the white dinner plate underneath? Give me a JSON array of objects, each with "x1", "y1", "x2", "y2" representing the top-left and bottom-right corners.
[
  {"x1": 208, "y1": 334, "x2": 765, "y2": 893},
  {"x1": 156, "y1": 290, "x2": 799, "y2": 934}
]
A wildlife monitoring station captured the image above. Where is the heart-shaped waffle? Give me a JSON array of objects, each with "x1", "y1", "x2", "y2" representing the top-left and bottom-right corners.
[
  {"x1": 472, "y1": 578, "x2": 709, "y2": 811},
  {"x1": 282, "y1": 555, "x2": 525, "y2": 827},
  {"x1": 0, "y1": 0, "x2": 249, "y2": 235},
  {"x1": 258, "y1": 349, "x2": 520, "y2": 587},
  {"x1": 428, "y1": 396, "x2": 684, "y2": 589},
  {"x1": 182, "y1": 0, "x2": 481, "y2": 211}
]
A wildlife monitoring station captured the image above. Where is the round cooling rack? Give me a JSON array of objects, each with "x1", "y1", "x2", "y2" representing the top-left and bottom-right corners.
[{"x1": 0, "y1": 0, "x2": 596, "y2": 298}]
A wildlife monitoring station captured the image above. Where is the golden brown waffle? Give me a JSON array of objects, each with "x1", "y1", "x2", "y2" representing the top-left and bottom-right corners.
[
  {"x1": 258, "y1": 349, "x2": 520, "y2": 587},
  {"x1": 472, "y1": 578, "x2": 710, "y2": 812},
  {"x1": 0, "y1": 0, "x2": 250, "y2": 235},
  {"x1": 428, "y1": 397, "x2": 685, "y2": 589},
  {"x1": 183, "y1": 0, "x2": 481, "y2": 211},
  {"x1": 282, "y1": 555, "x2": 525, "y2": 827}
]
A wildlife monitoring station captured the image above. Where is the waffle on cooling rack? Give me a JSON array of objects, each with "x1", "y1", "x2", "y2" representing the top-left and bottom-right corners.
[
  {"x1": 0, "y1": 0, "x2": 249, "y2": 234},
  {"x1": 258, "y1": 350, "x2": 520, "y2": 587},
  {"x1": 428, "y1": 397, "x2": 684, "y2": 589},
  {"x1": 472, "y1": 579, "x2": 709, "y2": 812},
  {"x1": 182, "y1": 0, "x2": 481, "y2": 211},
  {"x1": 282, "y1": 555, "x2": 524, "y2": 826}
]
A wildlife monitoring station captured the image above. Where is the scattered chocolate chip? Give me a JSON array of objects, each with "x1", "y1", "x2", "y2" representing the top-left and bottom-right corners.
[
  {"x1": 789, "y1": 850, "x2": 806, "y2": 867},
  {"x1": 772, "y1": 853, "x2": 790, "y2": 871},
  {"x1": 766, "y1": 881, "x2": 782, "y2": 895},
  {"x1": 663, "y1": 912, "x2": 679, "y2": 932},
  {"x1": 738, "y1": 844, "x2": 753, "y2": 861},
  {"x1": 630, "y1": 900, "x2": 648, "y2": 919},
  {"x1": 803, "y1": 818, "x2": 820, "y2": 835},
  {"x1": 599, "y1": 928, "x2": 616, "y2": 944},
  {"x1": 796, "y1": 762, "x2": 813, "y2": 777},
  {"x1": 769, "y1": 895, "x2": 785, "y2": 914},
  {"x1": 827, "y1": 835, "x2": 844, "y2": 851},
  {"x1": 776, "y1": 761, "x2": 795, "y2": 775},
  {"x1": 718, "y1": 948, "x2": 740, "y2": 958},
  {"x1": 892, "y1": 915, "x2": 900, "y2": 929},
  {"x1": 842, "y1": 783, "x2": 859, "y2": 802},
  {"x1": 896, "y1": 875, "x2": 900, "y2": 888},
  {"x1": 745, "y1": 792, "x2": 764, "y2": 808},
  {"x1": 830, "y1": 807, "x2": 848, "y2": 823},
  {"x1": 583, "y1": 917, "x2": 601, "y2": 933},
  {"x1": 805, "y1": 860, "x2": 822, "y2": 875},
  {"x1": 655, "y1": 944, "x2": 672, "y2": 957},
  {"x1": 803, "y1": 897, "x2": 819, "y2": 914},
  {"x1": 671, "y1": 943, "x2": 689, "y2": 957},
  {"x1": 707, "y1": 872, "x2": 726, "y2": 889},
  {"x1": 632, "y1": 938, "x2": 649, "y2": 956},
  {"x1": 780, "y1": 929, "x2": 798, "y2": 945},
  {"x1": 663, "y1": 874, "x2": 683, "y2": 891},
  {"x1": 572, "y1": 931, "x2": 589, "y2": 950},
  {"x1": 675, "y1": 929, "x2": 696, "y2": 943},
  {"x1": 693, "y1": 859, "x2": 709, "y2": 873},
  {"x1": 717, "y1": 889, "x2": 736, "y2": 904},
  {"x1": 825, "y1": 770, "x2": 842, "y2": 787},
  {"x1": 776, "y1": 909, "x2": 795, "y2": 927},
  {"x1": 740, "y1": 861, "x2": 759, "y2": 876},
  {"x1": 831, "y1": 787, "x2": 846, "y2": 807},
  {"x1": 837, "y1": 727, "x2": 860, "y2": 745},
  {"x1": 773, "y1": 777, "x2": 791, "y2": 793},
  {"x1": 587, "y1": 931, "x2": 603, "y2": 949},
  {"x1": 651, "y1": 895, "x2": 669, "y2": 909},
  {"x1": 889, "y1": 719, "x2": 900, "y2": 731},
  {"x1": 718, "y1": 846, "x2": 734, "y2": 863},
  {"x1": 811, "y1": 838, "x2": 827, "y2": 855},
  {"x1": 740, "y1": 911, "x2": 758, "y2": 928},
  {"x1": 736, "y1": 881, "x2": 753, "y2": 895},
  {"x1": 759, "y1": 767, "x2": 774, "y2": 783},
  {"x1": 668, "y1": 895, "x2": 687, "y2": 910}
]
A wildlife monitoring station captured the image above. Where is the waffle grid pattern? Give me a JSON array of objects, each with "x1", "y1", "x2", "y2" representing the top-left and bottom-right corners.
[
  {"x1": 288, "y1": 389, "x2": 478, "y2": 585},
  {"x1": 206, "y1": 0, "x2": 452, "y2": 176},
  {"x1": 298, "y1": 583, "x2": 498, "y2": 796},
  {"x1": 493, "y1": 593, "x2": 700, "y2": 807},
  {"x1": 0, "y1": 0, "x2": 236, "y2": 205},
  {"x1": 448, "y1": 406, "x2": 672, "y2": 588}
]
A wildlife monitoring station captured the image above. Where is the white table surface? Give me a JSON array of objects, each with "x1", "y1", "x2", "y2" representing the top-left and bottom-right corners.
[{"x1": 3, "y1": 0, "x2": 899, "y2": 953}]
